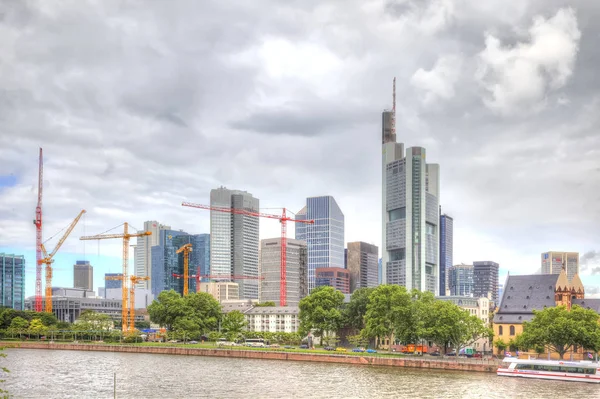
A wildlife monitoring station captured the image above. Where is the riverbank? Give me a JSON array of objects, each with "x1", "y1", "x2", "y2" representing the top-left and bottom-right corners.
[{"x1": 3, "y1": 341, "x2": 498, "y2": 373}]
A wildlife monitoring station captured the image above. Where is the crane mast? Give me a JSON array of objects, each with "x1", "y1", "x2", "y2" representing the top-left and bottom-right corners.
[
  {"x1": 176, "y1": 244, "x2": 193, "y2": 296},
  {"x1": 40, "y1": 209, "x2": 86, "y2": 312},
  {"x1": 34, "y1": 148, "x2": 43, "y2": 312},
  {"x1": 81, "y1": 223, "x2": 151, "y2": 333}
]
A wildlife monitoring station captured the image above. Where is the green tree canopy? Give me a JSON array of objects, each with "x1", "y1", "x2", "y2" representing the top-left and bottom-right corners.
[
  {"x1": 28, "y1": 319, "x2": 48, "y2": 337},
  {"x1": 255, "y1": 301, "x2": 276, "y2": 307},
  {"x1": 520, "y1": 305, "x2": 600, "y2": 359},
  {"x1": 344, "y1": 288, "x2": 375, "y2": 331},
  {"x1": 148, "y1": 290, "x2": 222, "y2": 334},
  {"x1": 299, "y1": 286, "x2": 345, "y2": 343},
  {"x1": 8, "y1": 317, "x2": 29, "y2": 336},
  {"x1": 362, "y1": 285, "x2": 411, "y2": 351},
  {"x1": 222, "y1": 311, "x2": 247, "y2": 337}
]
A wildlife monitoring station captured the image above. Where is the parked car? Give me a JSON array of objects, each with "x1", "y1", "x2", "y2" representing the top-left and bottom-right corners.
[
  {"x1": 299, "y1": 344, "x2": 309, "y2": 349},
  {"x1": 446, "y1": 351, "x2": 456, "y2": 356},
  {"x1": 352, "y1": 348, "x2": 365, "y2": 353},
  {"x1": 284, "y1": 345, "x2": 295, "y2": 349},
  {"x1": 324, "y1": 346, "x2": 335, "y2": 351},
  {"x1": 472, "y1": 353, "x2": 482, "y2": 358},
  {"x1": 188, "y1": 341, "x2": 198, "y2": 344},
  {"x1": 335, "y1": 347, "x2": 347, "y2": 352},
  {"x1": 366, "y1": 349, "x2": 377, "y2": 354},
  {"x1": 429, "y1": 351, "x2": 441, "y2": 356},
  {"x1": 267, "y1": 344, "x2": 280, "y2": 348}
]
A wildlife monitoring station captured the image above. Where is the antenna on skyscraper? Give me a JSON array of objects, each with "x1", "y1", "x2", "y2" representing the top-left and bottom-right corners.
[{"x1": 391, "y1": 77, "x2": 396, "y2": 140}]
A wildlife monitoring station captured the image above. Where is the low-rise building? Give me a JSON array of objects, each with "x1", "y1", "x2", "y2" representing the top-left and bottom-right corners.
[
  {"x1": 199, "y1": 282, "x2": 240, "y2": 302},
  {"x1": 244, "y1": 306, "x2": 300, "y2": 333},
  {"x1": 105, "y1": 288, "x2": 153, "y2": 309},
  {"x1": 24, "y1": 296, "x2": 139, "y2": 324}
]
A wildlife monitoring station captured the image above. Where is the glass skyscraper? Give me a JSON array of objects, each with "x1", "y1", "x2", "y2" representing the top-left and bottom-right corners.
[
  {"x1": 439, "y1": 212, "x2": 453, "y2": 296},
  {"x1": 151, "y1": 229, "x2": 188, "y2": 297},
  {"x1": 295, "y1": 196, "x2": 345, "y2": 292},
  {"x1": 0, "y1": 253, "x2": 25, "y2": 310}
]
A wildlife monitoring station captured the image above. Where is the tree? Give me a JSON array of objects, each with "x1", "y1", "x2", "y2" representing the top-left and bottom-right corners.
[
  {"x1": 173, "y1": 317, "x2": 200, "y2": 341},
  {"x1": 348, "y1": 334, "x2": 369, "y2": 348},
  {"x1": 299, "y1": 286, "x2": 345, "y2": 345},
  {"x1": 148, "y1": 290, "x2": 187, "y2": 330},
  {"x1": 183, "y1": 292, "x2": 222, "y2": 333},
  {"x1": 255, "y1": 301, "x2": 276, "y2": 307},
  {"x1": 28, "y1": 319, "x2": 48, "y2": 338},
  {"x1": 344, "y1": 288, "x2": 375, "y2": 331},
  {"x1": 7, "y1": 317, "x2": 29, "y2": 339},
  {"x1": 398, "y1": 290, "x2": 435, "y2": 347},
  {"x1": 222, "y1": 311, "x2": 247, "y2": 337},
  {"x1": 520, "y1": 305, "x2": 600, "y2": 359},
  {"x1": 494, "y1": 339, "x2": 507, "y2": 354},
  {"x1": 362, "y1": 285, "x2": 411, "y2": 351}
]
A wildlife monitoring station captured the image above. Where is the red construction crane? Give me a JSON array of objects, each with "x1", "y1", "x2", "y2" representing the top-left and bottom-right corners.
[
  {"x1": 181, "y1": 202, "x2": 314, "y2": 306},
  {"x1": 33, "y1": 148, "x2": 43, "y2": 312}
]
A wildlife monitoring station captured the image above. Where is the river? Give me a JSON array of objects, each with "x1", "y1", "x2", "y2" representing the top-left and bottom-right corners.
[{"x1": 3, "y1": 349, "x2": 598, "y2": 398}]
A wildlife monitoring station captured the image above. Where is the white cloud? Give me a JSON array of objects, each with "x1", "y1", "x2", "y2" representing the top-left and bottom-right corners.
[
  {"x1": 411, "y1": 54, "x2": 463, "y2": 105},
  {"x1": 476, "y1": 7, "x2": 581, "y2": 115}
]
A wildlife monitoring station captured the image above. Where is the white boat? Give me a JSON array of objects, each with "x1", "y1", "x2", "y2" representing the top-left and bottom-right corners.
[{"x1": 497, "y1": 357, "x2": 600, "y2": 384}]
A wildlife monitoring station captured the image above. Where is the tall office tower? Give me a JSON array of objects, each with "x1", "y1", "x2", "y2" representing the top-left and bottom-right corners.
[
  {"x1": 382, "y1": 81, "x2": 440, "y2": 294},
  {"x1": 260, "y1": 238, "x2": 307, "y2": 306},
  {"x1": 134, "y1": 221, "x2": 170, "y2": 289},
  {"x1": 541, "y1": 251, "x2": 579, "y2": 282},
  {"x1": 150, "y1": 229, "x2": 188, "y2": 297},
  {"x1": 473, "y1": 261, "x2": 499, "y2": 306},
  {"x1": 0, "y1": 253, "x2": 25, "y2": 310},
  {"x1": 73, "y1": 261, "x2": 93, "y2": 291},
  {"x1": 439, "y1": 211, "x2": 453, "y2": 296},
  {"x1": 295, "y1": 196, "x2": 345, "y2": 292},
  {"x1": 210, "y1": 187, "x2": 260, "y2": 299},
  {"x1": 448, "y1": 264, "x2": 474, "y2": 296},
  {"x1": 347, "y1": 242, "x2": 379, "y2": 293}
]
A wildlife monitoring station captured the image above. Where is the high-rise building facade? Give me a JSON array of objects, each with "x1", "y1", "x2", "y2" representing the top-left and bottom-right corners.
[
  {"x1": 439, "y1": 211, "x2": 453, "y2": 296},
  {"x1": 347, "y1": 242, "x2": 379, "y2": 293},
  {"x1": 260, "y1": 237, "x2": 307, "y2": 306},
  {"x1": 473, "y1": 261, "x2": 499, "y2": 306},
  {"x1": 448, "y1": 264, "x2": 474, "y2": 296},
  {"x1": 210, "y1": 187, "x2": 260, "y2": 299},
  {"x1": 73, "y1": 261, "x2": 93, "y2": 291},
  {"x1": 295, "y1": 196, "x2": 345, "y2": 292},
  {"x1": 541, "y1": 251, "x2": 579, "y2": 282},
  {"x1": 0, "y1": 253, "x2": 25, "y2": 310},
  {"x1": 105, "y1": 273, "x2": 123, "y2": 289},
  {"x1": 134, "y1": 221, "x2": 170, "y2": 290},
  {"x1": 315, "y1": 267, "x2": 350, "y2": 294},
  {"x1": 151, "y1": 229, "x2": 188, "y2": 297},
  {"x1": 198, "y1": 282, "x2": 239, "y2": 302},
  {"x1": 382, "y1": 98, "x2": 440, "y2": 294}
]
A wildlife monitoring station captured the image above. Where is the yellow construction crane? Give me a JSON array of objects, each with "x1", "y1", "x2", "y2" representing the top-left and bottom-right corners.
[
  {"x1": 129, "y1": 275, "x2": 150, "y2": 332},
  {"x1": 40, "y1": 209, "x2": 86, "y2": 313},
  {"x1": 176, "y1": 244, "x2": 193, "y2": 296},
  {"x1": 81, "y1": 223, "x2": 151, "y2": 333}
]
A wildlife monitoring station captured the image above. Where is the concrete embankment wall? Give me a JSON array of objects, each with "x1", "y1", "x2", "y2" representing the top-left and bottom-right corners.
[{"x1": 4, "y1": 342, "x2": 497, "y2": 373}]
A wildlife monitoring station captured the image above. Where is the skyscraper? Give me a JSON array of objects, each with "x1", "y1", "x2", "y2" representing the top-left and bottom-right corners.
[
  {"x1": 382, "y1": 81, "x2": 440, "y2": 294},
  {"x1": 541, "y1": 251, "x2": 579, "y2": 282},
  {"x1": 173, "y1": 233, "x2": 210, "y2": 294},
  {"x1": 347, "y1": 242, "x2": 379, "y2": 292},
  {"x1": 210, "y1": 187, "x2": 260, "y2": 299},
  {"x1": 105, "y1": 273, "x2": 122, "y2": 289},
  {"x1": 73, "y1": 261, "x2": 93, "y2": 291},
  {"x1": 448, "y1": 264, "x2": 474, "y2": 296},
  {"x1": 260, "y1": 237, "x2": 307, "y2": 306},
  {"x1": 439, "y1": 211, "x2": 453, "y2": 296},
  {"x1": 134, "y1": 221, "x2": 170, "y2": 290},
  {"x1": 473, "y1": 261, "x2": 499, "y2": 306},
  {"x1": 151, "y1": 229, "x2": 188, "y2": 297},
  {"x1": 0, "y1": 253, "x2": 25, "y2": 310},
  {"x1": 295, "y1": 196, "x2": 345, "y2": 292}
]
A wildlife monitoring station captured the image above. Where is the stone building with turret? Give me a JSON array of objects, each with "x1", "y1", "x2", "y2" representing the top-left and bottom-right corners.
[{"x1": 493, "y1": 268, "x2": 599, "y2": 356}]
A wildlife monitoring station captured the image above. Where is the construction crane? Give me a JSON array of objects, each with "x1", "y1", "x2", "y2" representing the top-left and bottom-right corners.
[
  {"x1": 129, "y1": 275, "x2": 150, "y2": 332},
  {"x1": 33, "y1": 148, "x2": 43, "y2": 312},
  {"x1": 176, "y1": 244, "x2": 193, "y2": 296},
  {"x1": 81, "y1": 223, "x2": 152, "y2": 333},
  {"x1": 40, "y1": 209, "x2": 86, "y2": 313},
  {"x1": 181, "y1": 202, "x2": 314, "y2": 306}
]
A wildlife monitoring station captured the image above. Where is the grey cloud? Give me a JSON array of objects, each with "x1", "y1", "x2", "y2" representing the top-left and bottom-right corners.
[{"x1": 0, "y1": 0, "x2": 599, "y2": 289}]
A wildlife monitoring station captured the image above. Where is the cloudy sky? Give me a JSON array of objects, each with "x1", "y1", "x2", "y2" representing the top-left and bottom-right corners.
[{"x1": 1, "y1": 0, "x2": 599, "y2": 296}]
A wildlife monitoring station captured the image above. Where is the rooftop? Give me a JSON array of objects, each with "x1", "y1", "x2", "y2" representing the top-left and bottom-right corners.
[{"x1": 493, "y1": 274, "x2": 559, "y2": 324}]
